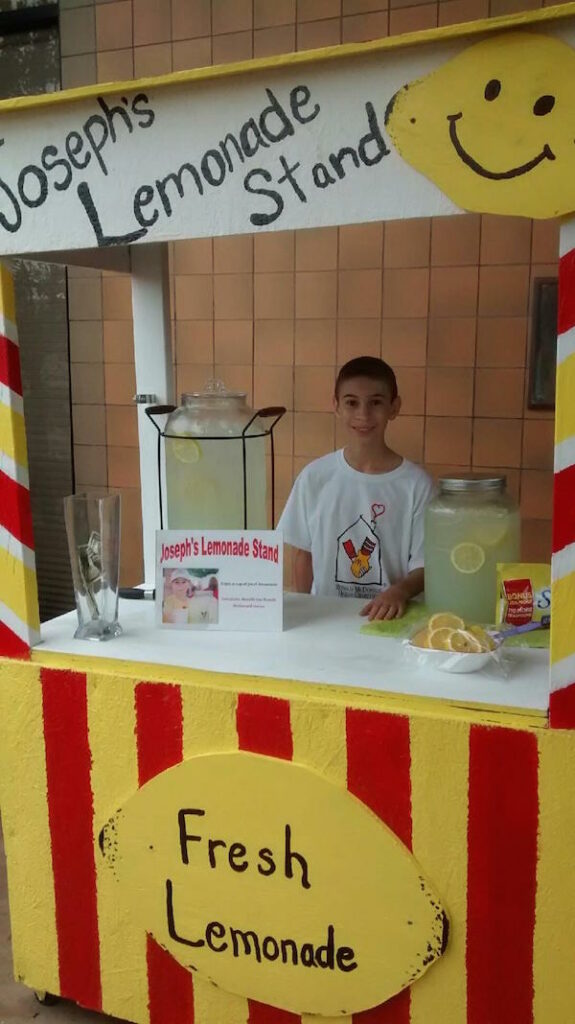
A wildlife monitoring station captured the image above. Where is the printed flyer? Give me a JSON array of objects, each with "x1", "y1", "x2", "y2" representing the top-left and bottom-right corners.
[{"x1": 156, "y1": 530, "x2": 283, "y2": 632}]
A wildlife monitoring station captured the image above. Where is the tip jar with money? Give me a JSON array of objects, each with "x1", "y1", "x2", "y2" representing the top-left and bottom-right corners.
[{"x1": 424, "y1": 475, "x2": 521, "y2": 624}]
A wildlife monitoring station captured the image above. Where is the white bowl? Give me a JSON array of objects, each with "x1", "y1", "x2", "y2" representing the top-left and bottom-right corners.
[{"x1": 407, "y1": 641, "x2": 500, "y2": 674}]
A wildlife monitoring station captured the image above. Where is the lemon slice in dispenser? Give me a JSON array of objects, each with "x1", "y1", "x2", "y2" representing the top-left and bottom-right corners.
[
  {"x1": 171, "y1": 438, "x2": 202, "y2": 464},
  {"x1": 450, "y1": 541, "x2": 485, "y2": 574}
]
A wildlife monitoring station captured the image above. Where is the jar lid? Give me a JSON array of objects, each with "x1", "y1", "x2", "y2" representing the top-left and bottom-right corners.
[
  {"x1": 182, "y1": 378, "x2": 246, "y2": 402},
  {"x1": 439, "y1": 474, "x2": 506, "y2": 493}
]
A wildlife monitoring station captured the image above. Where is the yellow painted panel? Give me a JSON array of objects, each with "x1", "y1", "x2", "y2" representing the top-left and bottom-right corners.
[
  {"x1": 410, "y1": 717, "x2": 469, "y2": 1024},
  {"x1": 555, "y1": 352, "x2": 575, "y2": 445},
  {"x1": 0, "y1": 402, "x2": 28, "y2": 468},
  {"x1": 0, "y1": 263, "x2": 16, "y2": 324},
  {"x1": 87, "y1": 672, "x2": 149, "y2": 1024},
  {"x1": 0, "y1": 662, "x2": 59, "y2": 993},
  {"x1": 182, "y1": 683, "x2": 239, "y2": 756},
  {"x1": 100, "y1": 753, "x2": 446, "y2": 1017},
  {"x1": 291, "y1": 699, "x2": 347, "y2": 786},
  {"x1": 534, "y1": 729, "x2": 575, "y2": 1021},
  {"x1": 0, "y1": 545, "x2": 40, "y2": 630},
  {"x1": 551, "y1": 572, "x2": 575, "y2": 664}
]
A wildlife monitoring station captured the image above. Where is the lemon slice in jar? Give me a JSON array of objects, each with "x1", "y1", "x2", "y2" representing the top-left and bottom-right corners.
[
  {"x1": 171, "y1": 438, "x2": 202, "y2": 464},
  {"x1": 428, "y1": 612, "x2": 465, "y2": 631},
  {"x1": 450, "y1": 541, "x2": 485, "y2": 574}
]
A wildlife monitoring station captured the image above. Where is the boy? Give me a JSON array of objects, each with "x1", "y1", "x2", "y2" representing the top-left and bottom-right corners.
[{"x1": 278, "y1": 356, "x2": 434, "y2": 621}]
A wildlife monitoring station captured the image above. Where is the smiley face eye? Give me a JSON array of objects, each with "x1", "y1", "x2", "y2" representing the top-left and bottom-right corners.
[
  {"x1": 533, "y1": 95, "x2": 555, "y2": 116},
  {"x1": 484, "y1": 79, "x2": 501, "y2": 101}
]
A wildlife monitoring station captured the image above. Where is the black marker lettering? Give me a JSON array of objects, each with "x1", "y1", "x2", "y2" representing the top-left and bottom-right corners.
[
  {"x1": 284, "y1": 824, "x2": 311, "y2": 889},
  {"x1": 0, "y1": 178, "x2": 21, "y2": 232},
  {"x1": 133, "y1": 184, "x2": 159, "y2": 227},
  {"x1": 329, "y1": 146, "x2": 360, "y2": 179},
  {"x1": 77, "y1": 181, "x2": 147, "y2": 246},
  {"x1": 131, "y1": 92, "x2": 155, "y2": 129},
  {"x1": 312, "y1": 161, "x2": 336, "y2": 188},
  {"x1": 358, "y1": 101, "x2": 390, "y2": 166},
  {"x1": 156, "y1": 163, "x2": 203, "y2": 217},
  {"x1": 244, "y1": 168, "x2": 283, "y2": 227},
  {"x1": 259, "y1": 88, "x2": 295, "y2": 144},
  {"x1": 98, "y1": 96, "x2": 133, "y2": 143},
  {"x1": 41, "y1": 144, "x2": 73, "y2": 191},
  {"x1": 177, "y1": 807, "x2": 205, "y2": 865},
  {"x1": 83, "y1": 114, "x2": 109, "y2": 175},
  {"x1": 165, "y1": 878, "x2": 205, "y2": 948},
  {"x1": 277, "y1": 155, "x2": 307, "y2": 203},
  {"x1": 257, "y1": 846, "x2": 276, "y2": 876},
  {"x1": 200, "y1": 149, "x2": 226, "y2": 187},
  {"x1": 65, "y1": 131, "x2": 91, "y2": 171},
  {"x1": 18, "y1": 164, "x2": 48, "y2": 208},
  {"x1": 290, "y1": 84, "x2": 320, "y2": 124}
]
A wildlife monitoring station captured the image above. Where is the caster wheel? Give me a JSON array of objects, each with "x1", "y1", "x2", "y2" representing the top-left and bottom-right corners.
[{"x1": 34, "y1": 991, "x2": 60, "y2": 1005}]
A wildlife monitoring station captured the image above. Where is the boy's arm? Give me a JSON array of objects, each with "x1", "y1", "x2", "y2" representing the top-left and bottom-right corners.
[
  {"x1": 292, "y1": 548, "x2": 313, "y2": 594},
  {"x1": 360, "y1": 567, "x2": 424, "y2": 621}
]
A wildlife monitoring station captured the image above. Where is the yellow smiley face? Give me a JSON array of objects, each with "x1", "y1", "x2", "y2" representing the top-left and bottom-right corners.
[{"x1": 386, "y1": 32, "x2": 575, "y2": 218}]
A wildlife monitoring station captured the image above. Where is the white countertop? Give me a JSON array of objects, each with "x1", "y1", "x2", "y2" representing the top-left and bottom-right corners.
[{"x1": 36, "y1": 594, "x2": 549, "y2": 714}]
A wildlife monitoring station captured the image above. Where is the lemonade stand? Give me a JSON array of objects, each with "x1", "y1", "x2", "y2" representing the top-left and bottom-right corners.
[{"x1": 1, "y1": 7, "x2": 575, "y2": 1024}]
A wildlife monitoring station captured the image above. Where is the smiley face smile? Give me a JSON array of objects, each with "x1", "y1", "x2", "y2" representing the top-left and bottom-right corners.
[{"x1": 447, "y1": 112, "x2": 555, "y2": 180}]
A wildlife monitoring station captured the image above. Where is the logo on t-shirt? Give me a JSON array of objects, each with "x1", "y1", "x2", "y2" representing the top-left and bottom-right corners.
[{"x1": 335, "y1": 503, "x2": 385, "y2": 591}]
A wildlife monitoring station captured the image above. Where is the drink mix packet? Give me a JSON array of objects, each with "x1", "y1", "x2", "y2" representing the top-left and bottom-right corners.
[{"x1": 496, "y1": 563, "x2": 551, "y2": 627}]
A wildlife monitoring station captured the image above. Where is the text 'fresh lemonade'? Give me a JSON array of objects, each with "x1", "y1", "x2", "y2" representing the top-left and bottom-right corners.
[{"x1": 424, "y1": 476, "x2": 520, "y2": 624}]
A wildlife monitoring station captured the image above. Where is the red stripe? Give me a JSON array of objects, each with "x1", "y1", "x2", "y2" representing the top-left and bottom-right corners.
[
  {"x1": 0, "y1": 333, "x2": 22, "y2": 395},
  {"x1": 237, "y1": 693, "x2": 297, "y2": 1023},
  {"x1": 550, "y1": 682, "x2": 575, "y2": 729},
  {"x1": 553, "y1": 463, "x2": 575, "y2": 553},
  {"x1": 0, "y1": 469, "x2": 34, "y2": 549},
  {"x1": 236, "y1": 693, "x2": 293, "y2": 760},
  {"x1": 41, "y1": 668, "x2": 101, "y2": 1009},
  {"x1": 558, "y1": 249, "x2": 575, "y2": 335},
  {"x1": 346, "y1": 709, "x2": 412, "y2": 1024},
  {"x1": 467, "y1": 725, "x2": 538, "y2": 1024},
  {"x1": 135, "y1": 681, "x2": 194, "y2": 1024},
  {"x1": 0, "y1": 619, "x2": 30, "y2": 658},
  {"x1": 248, "y1": 1001, "x2": 301, "y2": 1024}
]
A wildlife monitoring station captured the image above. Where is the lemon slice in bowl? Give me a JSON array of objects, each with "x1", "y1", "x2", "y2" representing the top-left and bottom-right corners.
[
  {"x1": 468, "y1": 624, "x2": 496, "y2": 651},
  {"x1": 449, "y1": 629, "x2": 483, "y2": 654},
  {"x1": 171, "y1": 438, "x2": 202, "y2": 464},
  {"x1": 428, "y1": 627, "x2": 455, "y2": 651},
  {"x1": 428, "y1": 612, "x2": 465, "y2": 631},
  {"x1": 411, "y1": 628, "x2": 432, "y2": 649},
  {"x1": 450, "y1": 541, "x2": 485, "y2": 574}
]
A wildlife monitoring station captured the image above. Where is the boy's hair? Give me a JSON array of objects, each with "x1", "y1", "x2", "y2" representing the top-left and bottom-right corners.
[{"x1": 335, "y1": 357, "x2": 398, "y2": 402}]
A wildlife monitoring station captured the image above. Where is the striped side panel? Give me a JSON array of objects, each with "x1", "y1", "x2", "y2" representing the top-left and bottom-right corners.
[
  {"x1": 135, "y1": 681, "x2": 195, "y2": 1024},
  {"x1": 551, "y1": 226, "x2": 575, "y2": 726},
  {"x1": 0, "y1": 261, "x2": 39, "y2": 656},
  {"x1": 87, "y1": 672, "x2": 148, "y2": 1023},
  {"x1": 346, "y1": 709, "x2": 412, "y2": 1024},
  {"x1": 466, "y1": 725, "x2": 538, "y2": 1023},
  {"x1": 533, "y1": 728, "x2": 575, "y2": 1021},
  {"x1": 41, "y1": 667, "x2": 102, "y2": 1009},
  {"x1": 0, "y1": 663, "x2": 59, "y2": 995},
  {"x1": 236, "y1": 694, "x2": 300, "y2": 1024}
]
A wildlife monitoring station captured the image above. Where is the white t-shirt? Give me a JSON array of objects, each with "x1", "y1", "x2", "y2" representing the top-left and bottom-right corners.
[{"x1": 278, "y1": 450, "x2": 435, "y2": 599}]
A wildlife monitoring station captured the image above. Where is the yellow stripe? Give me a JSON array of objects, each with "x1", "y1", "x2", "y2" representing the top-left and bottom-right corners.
[
  {"x1": 409, "y1": 717, "x2": 469, "y2": 1024},
  {"x1": 0, "y1": 402, "x2": 28, "y2": 467},
  {"x1": 0, "y1": 545, "x2": 40, "y2": 631},
  {"x1": 291, "y1": 697, "x2": 350, "y2": 1024},
  {"x1": 86, "y1": 672, "x2": 149, "y2": 1023},
  {"x1": 0, "y1": 263, "x2": 16, "y2": 323},
  {"x1": 0, "y1": 4, "x2": 572, "y2": 114},
  {"x1": 181, "y1": 681, "x2": 248, "y2": 1024},
  {"x1": 555, "y1": 352, "x2": 575, "y2": 446},
  {"x1": 29, "y1": 653, "x2": 548, "y2": 730},
  {"x1": 551, "y1": 572, "x2": 575, "y2": 664},
  {"x1": 0, "y1": 662, "x2": 59, "y2": 993},
  {"x1": 533, "y1": 729, "x2": 575, "y2": 1021}
]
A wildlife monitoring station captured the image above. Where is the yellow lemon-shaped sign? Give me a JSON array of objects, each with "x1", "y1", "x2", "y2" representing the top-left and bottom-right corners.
[
  {"x1": 100, "y1": 752, "x2": 447, "y2": 1016},
  {"x1": 386, "y1": 32, "x2": 575, "y2": 218}
]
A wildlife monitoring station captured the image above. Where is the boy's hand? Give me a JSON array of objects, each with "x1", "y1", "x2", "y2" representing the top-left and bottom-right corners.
[{"x1": 360, "y1": 583, "x2": 409, "y2": 621}]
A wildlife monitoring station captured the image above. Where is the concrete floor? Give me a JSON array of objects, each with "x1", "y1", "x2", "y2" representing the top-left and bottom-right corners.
[{"x1": 0, "y1": 825, "x2": 125, "y2": 1024}]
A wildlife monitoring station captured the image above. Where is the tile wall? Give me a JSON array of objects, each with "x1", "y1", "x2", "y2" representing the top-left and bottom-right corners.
[{"x1": 62, "y1": 0, "x2": 560, "y2": 585}]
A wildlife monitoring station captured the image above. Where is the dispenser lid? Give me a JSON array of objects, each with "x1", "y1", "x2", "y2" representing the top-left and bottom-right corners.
[
  {"x1": 181, "y1": 378, "x2": 246, "y2": 402},
  {"x1": 439, "y1": 474, "x2": 506, "y2": 493}
]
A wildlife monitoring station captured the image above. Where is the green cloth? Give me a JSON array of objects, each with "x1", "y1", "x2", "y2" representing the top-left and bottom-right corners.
[{"x1": 359, "y1": 602, "x2": 550, "y2": 648}]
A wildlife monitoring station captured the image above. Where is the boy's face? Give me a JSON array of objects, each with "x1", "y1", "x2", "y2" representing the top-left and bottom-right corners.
[{"x1": 334, "y1": 376, "x2": 401, "y2": 446}]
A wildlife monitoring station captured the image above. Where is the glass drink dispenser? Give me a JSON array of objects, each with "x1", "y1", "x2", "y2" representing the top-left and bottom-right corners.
[
  {"x1": 146, "y1": 380, "x2": 285, "y2": 530},
  {"x1": 424, "y1": 475, "x2": 521, "y2": 623}
]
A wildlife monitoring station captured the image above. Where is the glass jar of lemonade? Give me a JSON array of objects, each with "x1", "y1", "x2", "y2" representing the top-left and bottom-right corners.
[
  {"x1": 164, "y1": 381, "x2": 267, "y2": 531},
  {"x1": 424, "y1": 476, "x2": 520, "y2": 623}
]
